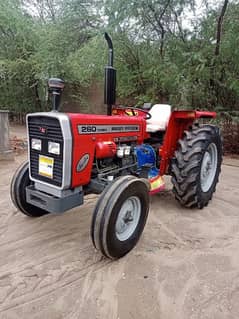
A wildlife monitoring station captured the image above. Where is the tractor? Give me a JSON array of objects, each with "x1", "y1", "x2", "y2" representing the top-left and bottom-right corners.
[{"x1": 11, "y1": 33, "x2": 222, "y2": 259}]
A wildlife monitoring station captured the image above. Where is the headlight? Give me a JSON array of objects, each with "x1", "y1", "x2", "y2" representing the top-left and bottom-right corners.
[
  {"x1": 48, "y1": 141, "x2": 60, "y2": 155},
  {"x1": 31, "y1": 138, "x2": 42, "y2": 151}
]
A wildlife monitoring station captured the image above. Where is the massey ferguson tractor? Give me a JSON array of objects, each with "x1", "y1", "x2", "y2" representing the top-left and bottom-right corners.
[{"x1": 11, "y1": 33, "x2": 222, "y2": 259}]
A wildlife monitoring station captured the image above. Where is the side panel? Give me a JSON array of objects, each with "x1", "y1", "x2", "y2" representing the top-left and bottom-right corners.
[
  {"x1": 159, "y1": 110, "x2": 216, "y2": 175},
  {"x1": 68, "y1": 113, "x2": 147, "y2": 188}
]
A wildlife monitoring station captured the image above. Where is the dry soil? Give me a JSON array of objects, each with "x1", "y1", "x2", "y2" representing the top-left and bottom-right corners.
[{"x1": 0, "y1": 127, "x2": 239, "y2": 319}]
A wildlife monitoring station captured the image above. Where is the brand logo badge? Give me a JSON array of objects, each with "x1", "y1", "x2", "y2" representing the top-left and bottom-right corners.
[
  {"x1": 39, "y1": 127, "x2": 47, "y2": 134},
  {"x1": 77, "y1": 154, "x2": 90, "y2": 172}
]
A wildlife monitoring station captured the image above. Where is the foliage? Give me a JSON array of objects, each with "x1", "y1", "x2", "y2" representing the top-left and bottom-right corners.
[{"x1": 0, "y1": 0, "x2": 239, "y2": 122}]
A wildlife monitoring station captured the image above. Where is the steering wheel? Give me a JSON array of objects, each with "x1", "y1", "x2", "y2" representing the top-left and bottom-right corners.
[{"x1": 123, "y1": 106, "x2": 152, "y2": 120}]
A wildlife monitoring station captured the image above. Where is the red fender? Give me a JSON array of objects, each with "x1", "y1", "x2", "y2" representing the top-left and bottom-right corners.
[{"x1": 159, "y1": 110, "x2": 216, "y2": 175}]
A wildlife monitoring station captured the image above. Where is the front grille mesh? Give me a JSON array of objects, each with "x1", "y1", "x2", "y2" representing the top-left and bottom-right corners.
[{"x1": 28, "y1": 116, "x2": 64, "y2": 187}]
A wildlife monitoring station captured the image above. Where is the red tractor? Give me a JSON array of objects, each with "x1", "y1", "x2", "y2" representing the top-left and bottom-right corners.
[{"x1": 11, "y1": 34, "x2": 222, "y2": 259}]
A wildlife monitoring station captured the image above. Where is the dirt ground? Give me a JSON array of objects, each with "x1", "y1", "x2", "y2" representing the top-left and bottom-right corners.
[{"x1": 0, "y1": 126, "x2": 239, "y2": 319}]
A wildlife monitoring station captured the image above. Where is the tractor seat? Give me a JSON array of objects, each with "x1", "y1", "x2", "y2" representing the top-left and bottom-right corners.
[{"x1": 146, "y1": 104, "x2": 171, "y2": 132}]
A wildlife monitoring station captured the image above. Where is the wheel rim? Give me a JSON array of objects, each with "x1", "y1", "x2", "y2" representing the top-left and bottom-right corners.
[
  {"x1": 200, "y1": 143, "x2": 218, "y2": 192},
  {"x1": 115, "y1": 196, "x2": 141, "y2": 241}
]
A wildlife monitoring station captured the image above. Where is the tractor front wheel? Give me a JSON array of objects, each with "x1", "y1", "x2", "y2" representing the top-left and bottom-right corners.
[
  {"x1": 91, "y1": 176, "x2": 150, "y2": 259},
  {"x1": 171, "y1": 124, "x2": 222, "y2": 208},
  {"x1": 11, "y1": 161, "x2": 49, "y2": 217}
]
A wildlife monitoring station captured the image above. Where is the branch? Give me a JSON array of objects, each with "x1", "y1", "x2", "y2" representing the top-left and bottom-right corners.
[
  {"x1": 169, "y1": 5, "x2": 186, "y2": 43},
  {"x1": 147, "y1": 0, "x2": 171, "y2": 57},
  {"x1": 45, "y1": 0, "x2": 56, "y2": 22}
]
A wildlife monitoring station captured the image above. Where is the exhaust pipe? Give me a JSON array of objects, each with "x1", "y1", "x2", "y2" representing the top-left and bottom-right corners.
[{"x1": 104, "y1": 33, "x2": 116, "y2": 116}]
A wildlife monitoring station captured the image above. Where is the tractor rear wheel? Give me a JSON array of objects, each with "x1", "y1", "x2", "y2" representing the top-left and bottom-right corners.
[
  {"x1": 11, "y1": 161, "x2": 49, "y2": 217},
  {"x1": 171, "y1": 124, "x2": 222, "y2": 208},
  {"x1": 91, "y1": 176, "x2": 150, "y2": 259}
]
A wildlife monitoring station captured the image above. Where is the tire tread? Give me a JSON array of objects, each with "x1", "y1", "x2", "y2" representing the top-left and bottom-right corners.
[{"x1": 171, "y1": 124, "x2": 222, "y2": 208}]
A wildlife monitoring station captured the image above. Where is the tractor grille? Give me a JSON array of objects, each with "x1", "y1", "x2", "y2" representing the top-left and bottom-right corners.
[{"x1": 28, "y1": 115, "x2": 64, "y2": 187}]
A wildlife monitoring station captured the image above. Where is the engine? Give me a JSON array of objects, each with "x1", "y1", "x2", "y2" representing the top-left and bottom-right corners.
[{"x1": 93, "y1": 142, "x2": 159, "y2": 185}]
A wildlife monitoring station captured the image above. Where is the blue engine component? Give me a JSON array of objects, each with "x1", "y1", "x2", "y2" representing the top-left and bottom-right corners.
[{"x1": 135, "y1": 144, "x2": 159, "y2": 178}]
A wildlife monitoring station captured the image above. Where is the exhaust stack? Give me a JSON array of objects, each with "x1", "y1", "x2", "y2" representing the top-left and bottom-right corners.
[{"x1": 104, "y1": 33, "x2": 116, "y2": 116}]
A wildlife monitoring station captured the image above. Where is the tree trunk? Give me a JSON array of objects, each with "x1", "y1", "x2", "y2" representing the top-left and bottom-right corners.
[
  {"x1": 209, "y1": 0, "x2": 229, "y2": 108},
  {"x1": 215, "y1": 0, "x2": 229, "y2": 56},
  {"x1": 34, "y1": 82, "x2": 42, "y2": 111}
]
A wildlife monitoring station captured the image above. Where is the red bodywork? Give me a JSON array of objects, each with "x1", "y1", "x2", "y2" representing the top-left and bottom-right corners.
[
  {"x1": 68, "y1": 113, "x2": 147, "y2": 188},
  {"x1": 68, "y1": 110, "x2": 216, "y2": 188}
]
